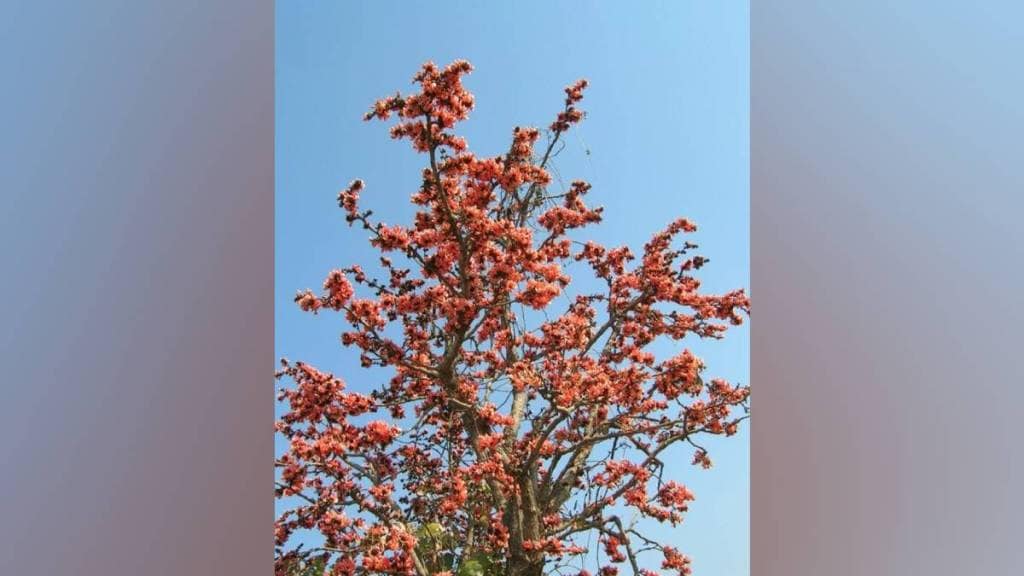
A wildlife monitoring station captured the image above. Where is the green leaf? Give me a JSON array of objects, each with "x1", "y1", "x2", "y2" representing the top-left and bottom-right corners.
[
  {"x1": 458, "y1": 559, "x2": 485, "y2": 576},
  {"x1": 416, "y1": 522, "x2": 446, "y2": 541},
  {"x1": 458, "y1": 553, "x2": 496, "y2": 576},
  {"x1": 415, "y1": 521, "x2": 452, "y2": 553}
]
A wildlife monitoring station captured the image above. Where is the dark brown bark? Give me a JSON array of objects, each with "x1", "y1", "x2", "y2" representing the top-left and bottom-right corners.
[{"x1": 506, "y1": 557, "x2": 545, "y2": 576}]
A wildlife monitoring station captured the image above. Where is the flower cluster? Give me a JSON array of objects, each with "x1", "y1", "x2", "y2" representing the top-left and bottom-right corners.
[{"x1": 551, "y1": 79, "x2": 589, "y2": 131}]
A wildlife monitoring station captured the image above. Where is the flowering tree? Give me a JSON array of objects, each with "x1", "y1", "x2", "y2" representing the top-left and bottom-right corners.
[{"x1": 276, "y1": 60, "x2": 750, "y2": 576}]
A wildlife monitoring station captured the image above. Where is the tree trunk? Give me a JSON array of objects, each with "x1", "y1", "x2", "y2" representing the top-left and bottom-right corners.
[{"x1": 507, "y1": 557, "x2": 545, "y2": 576}]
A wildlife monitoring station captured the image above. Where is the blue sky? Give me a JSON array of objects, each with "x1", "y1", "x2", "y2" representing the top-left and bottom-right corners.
[{"x1": 276, "y1": 2, "x2": 749, "y2": 574}]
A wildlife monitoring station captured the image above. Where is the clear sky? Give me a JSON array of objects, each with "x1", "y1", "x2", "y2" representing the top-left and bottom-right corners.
[{"x1": 276, "y1": 2, "x2": 749, "y2": 574}]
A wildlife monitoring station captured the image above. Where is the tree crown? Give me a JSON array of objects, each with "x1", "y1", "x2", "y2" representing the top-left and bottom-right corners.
[{"x1": 276, "y1": 59, "x2": 750, "y2": 576}]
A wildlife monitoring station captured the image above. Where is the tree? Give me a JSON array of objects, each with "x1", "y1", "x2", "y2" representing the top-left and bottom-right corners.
[{"x1": 275, "y1": 60, "x2": 750, "y2": 576}]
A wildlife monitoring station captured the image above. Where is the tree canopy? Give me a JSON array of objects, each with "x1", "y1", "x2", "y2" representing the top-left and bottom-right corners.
[{"x1": 276, "y1": 60, "x2": 750, "y2": 576}]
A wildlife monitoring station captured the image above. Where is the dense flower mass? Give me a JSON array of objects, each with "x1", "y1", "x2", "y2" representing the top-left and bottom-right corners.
[{"x1": 276, "y1": 60, "x2": 750, "y2": 576}]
